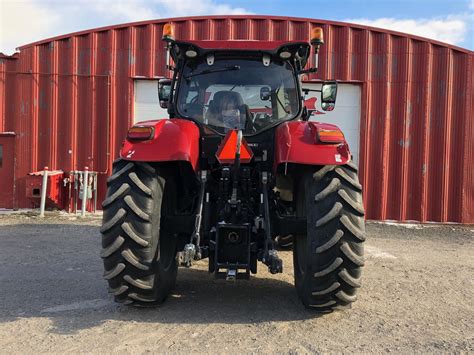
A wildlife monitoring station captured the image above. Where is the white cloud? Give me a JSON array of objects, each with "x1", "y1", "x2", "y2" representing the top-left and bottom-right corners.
[
  {"x1": 153, "y1": 0, "x2": 248, "y2": 16},
  {"x1": 90, "y1": 1, "x2": 156, "y2": 22},
  {"x1": 344, "y1": 15, "x2": 470, "y2": 46},
  {"x1": 0, "y1": 0, "x2": 61, "y2": 54},
  {"x1": 0, "y1": 0, "x2": 250, "y2": 55},
  {"x1": 470, "y1": 0, "x2": 474, "y2": 10}
]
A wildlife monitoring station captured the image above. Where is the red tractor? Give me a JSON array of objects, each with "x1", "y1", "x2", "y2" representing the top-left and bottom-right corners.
[{"x1": 100, "y1": 24, "x2": 365, "y2": 310}]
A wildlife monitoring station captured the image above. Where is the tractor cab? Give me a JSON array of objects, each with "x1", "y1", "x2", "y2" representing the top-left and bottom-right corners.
[{"x1": 158, "y1": 27, "x2": 337, "y2": 136}]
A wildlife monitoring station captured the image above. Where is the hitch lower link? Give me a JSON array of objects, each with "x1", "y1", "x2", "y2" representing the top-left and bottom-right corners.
[{"x1": 182, "y1": 170, "x2": 207, "y2": 267}]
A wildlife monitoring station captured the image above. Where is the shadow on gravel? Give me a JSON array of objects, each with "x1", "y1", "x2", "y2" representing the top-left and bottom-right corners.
[{"x1": 0, "y1": 222, "x2": 322, "y2": 335}]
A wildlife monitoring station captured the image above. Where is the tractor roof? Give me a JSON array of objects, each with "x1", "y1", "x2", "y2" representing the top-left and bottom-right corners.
[
  {"x1": 171, "y1": 40, "x2": 311, "y2": 66},
  {"x1": 178, "y1": 40, "x2": 308, "y2": 51}
]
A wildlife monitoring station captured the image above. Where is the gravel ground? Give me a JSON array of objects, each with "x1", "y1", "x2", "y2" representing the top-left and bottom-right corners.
[{"x1": 0, "y1": 212, "x2": 473, "y2": 353}]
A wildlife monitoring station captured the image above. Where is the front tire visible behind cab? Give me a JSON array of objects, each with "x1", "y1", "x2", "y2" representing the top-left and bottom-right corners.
[
  {"x1": 100, "y1": 159, "x2": 178, "y2": 306},
  {"x1": 294, "y1": 162, "x2": 365, "y2": 311}
]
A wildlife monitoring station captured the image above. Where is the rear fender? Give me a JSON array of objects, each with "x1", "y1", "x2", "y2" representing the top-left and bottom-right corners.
[
  {"x1": 274, "y1": 121, "x2": 351, "y2": 170},
  {"x1": 120, "y1": 119, "x2": 200, "y2": 171}
]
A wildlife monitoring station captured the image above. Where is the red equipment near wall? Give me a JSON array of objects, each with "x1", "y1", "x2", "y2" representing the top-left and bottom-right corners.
[
  {"x1": 0, "y1": 16, "x2": 472, "y2": 223},
  {"x1": 25, "y1": 170, "x2": 66, "y2": 209}
]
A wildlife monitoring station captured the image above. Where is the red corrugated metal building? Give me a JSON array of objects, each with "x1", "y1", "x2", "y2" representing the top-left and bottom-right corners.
[{"x1": 0, "y1": 15, "x2": 472, "y2": 223}]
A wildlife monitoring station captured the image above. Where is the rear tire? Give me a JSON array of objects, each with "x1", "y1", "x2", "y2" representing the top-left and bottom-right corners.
[
  {"x1": 293, "y1": 162, "x2": 365, "y2": 311},
  {"x1": 100, "y1": 159, "x2": 178, "y2": 306}
]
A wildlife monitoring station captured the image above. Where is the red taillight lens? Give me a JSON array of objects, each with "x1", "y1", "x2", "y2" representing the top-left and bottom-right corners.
[
  {"x1": 127, "y1": 126, "x2": 154, "y2": 141},
  {"x1": 317, "y1": 128, "x2": 345, "y2": 143}
]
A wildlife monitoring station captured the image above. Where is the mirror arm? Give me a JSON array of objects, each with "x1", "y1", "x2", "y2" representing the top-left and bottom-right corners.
[
  {"x1": 298, "y1": 44, "x2": 322, "y2": 75},
  {"x1": 163, "y1": 42, "x2": 178, "y2": 72},
  {"x1": 301, "y1": 106, "x2": 309, "y2": 121},
  {"x1": 302, "y1": 88, "x2": 321, "y2": 95},
  {"x1": 165, "y1": 43, "x2": 170, "y2": 70},
  {"x1": 297, "y1": 67, "x2": 318, "y2": 75},
  {"x1": 167, "y1": 69, "x2": 179, "y2": 117}
]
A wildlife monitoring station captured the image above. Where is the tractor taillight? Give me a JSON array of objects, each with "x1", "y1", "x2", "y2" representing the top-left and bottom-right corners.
[
  {"x1": 127, "y1": 126, "x2": 154, "y2": 141},
  {"x1": 317, "y1": 128, "x2": 345, "y2": 143}
]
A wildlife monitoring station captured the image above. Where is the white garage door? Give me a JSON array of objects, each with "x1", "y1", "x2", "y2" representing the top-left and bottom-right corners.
[
  {"x1": 133, "y1": 80, "x2": 169, "y2": 123},
  {"x1": 302, "y1": 83, "x2": 361, "y2": 165}
]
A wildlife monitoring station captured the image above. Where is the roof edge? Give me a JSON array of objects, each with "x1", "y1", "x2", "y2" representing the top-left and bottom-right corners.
[
  {"x1": 17, "y1": 15, "x2": 472, "y2": 54},
  {"x1": 0, "y1": 52, "x2": 19, "y2": 60}
]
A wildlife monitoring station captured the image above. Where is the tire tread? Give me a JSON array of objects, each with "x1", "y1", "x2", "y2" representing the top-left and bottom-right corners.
[
  {"x1": 294, "y1": 164, "x2": 365, "y2": 311},
  {"x1": 100, "y1": 160, "x2": 177, "y2": 306}
]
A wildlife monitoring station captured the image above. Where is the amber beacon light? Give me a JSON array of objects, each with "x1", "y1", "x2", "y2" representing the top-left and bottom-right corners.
[
  {"x1": 311, "y1": 27, "x2": 324, "y2": 46},
  {"x1": 162, "y1": 23, "x2": 175, "y2": 42}
]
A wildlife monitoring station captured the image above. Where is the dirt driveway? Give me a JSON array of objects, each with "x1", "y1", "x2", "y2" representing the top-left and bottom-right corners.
[{"x1": 0, "y1": 213, "x2": 472, "y2": 353}]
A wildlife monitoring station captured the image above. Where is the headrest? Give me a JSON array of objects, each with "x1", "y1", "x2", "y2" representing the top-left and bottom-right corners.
[{"x1": 212, "y1": 91, "x2": 244, "y2": 109}]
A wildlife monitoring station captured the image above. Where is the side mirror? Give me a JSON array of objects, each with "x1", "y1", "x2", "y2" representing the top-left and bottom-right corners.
[
  {"x1": 158, "y1": 78, "x2": 172, "y2": 109},
  {"x1": 260, "y1": 87, "x2": 271, "y2": 101},
  {"x1": 321, "y1": 81, "x2": 337, "y2": 111}
]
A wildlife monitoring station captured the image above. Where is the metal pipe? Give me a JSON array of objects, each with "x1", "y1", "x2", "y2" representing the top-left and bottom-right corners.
[
  {"x1": 81, "y1": 167, "x2": 89, "y2": 217},
  {"x1": 182, "y1": 171, "x2": 207, "y2": 267},
  {"x1": 67, "y1": 175, "x2": 72, "y2": 213},
  {"x1": 314, "y1": 51, "x2": 319, "y2": 71},
  {"x1": 165, "y1": 43, "x2": 170, "y2": 70},
  {"x1": 190, "y1": 170, "x2": 207, "y2": 259},
  {"x1": 230, "y1": 130, "x2": 242, "y2": 204},
  {"x1": 261, "y1": 172, "x2": 272, "y2": 262},
  {"x1": 203, "y1": 192, "x2": 210, "y2": 247},
  {"x1": 93, "y1": 173, "x2": 98, "y2": 213},
  {"x1": 39, "y1": 167, "x2": 49, "y2": 217},
  {"x1": 73, "y1": 172, "x2": 78, "y2": 214}
]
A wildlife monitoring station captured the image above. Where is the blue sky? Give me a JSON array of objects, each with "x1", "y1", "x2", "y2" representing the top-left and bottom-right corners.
[
  {"x1": 1, "y1": 0, "x2": 473, "y2": 54},
  {"x1": 229, "y1": 0, "x2": 473, "y2": 49},
  {"x1": 230, "y1": 0, "x2": 472, "y2": 19}
]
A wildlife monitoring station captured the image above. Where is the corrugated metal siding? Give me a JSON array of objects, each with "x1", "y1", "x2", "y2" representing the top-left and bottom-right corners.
[
  {"x1": 0, "y1": 16, "x2": 472, "y2": 222},
  {"x1": 463, "y1": 53, "x2": 474, "y2": 223}
]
